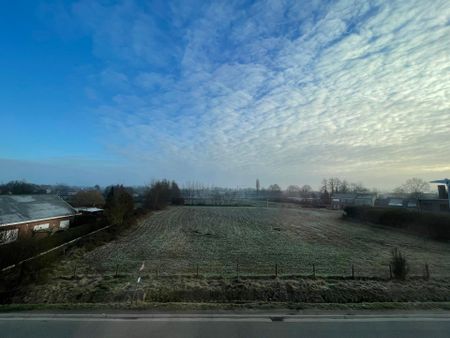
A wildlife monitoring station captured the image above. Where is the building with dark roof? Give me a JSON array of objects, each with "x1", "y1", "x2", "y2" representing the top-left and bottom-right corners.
[
  {"x1": 331, "y1": 193, "x2": 377, "y2": 209},
  {"x1": 0, "y1": 195, "x2": 77, "y2": 245}
]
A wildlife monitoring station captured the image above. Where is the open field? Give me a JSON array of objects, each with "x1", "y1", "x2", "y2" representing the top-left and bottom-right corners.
[
  {"x1": 8, "y1": 205, "x2": 450, "y2": 304},
  {"x1": 30, "y1": 206, "x2": 450, "y2": 277},
  {"x1": 77, "y1": 206, "x2": 450, "y2": 277}
]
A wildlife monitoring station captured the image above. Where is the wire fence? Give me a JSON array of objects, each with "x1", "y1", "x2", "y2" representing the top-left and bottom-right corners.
[
  {"x1": 1, "y1": 231, "x2": 448, "y2": 283},
  {"x1": 56, "y1": 259, "x2": 447, "y2": 281}
]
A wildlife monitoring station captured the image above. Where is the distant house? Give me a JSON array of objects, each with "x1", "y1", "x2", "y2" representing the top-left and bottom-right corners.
[
  {"x1": 388, "y1": 198, "x2": 404, "y2": 207},
  {"x1": 0, "y1": 195, "x2": 77, "y2": 245},
  {"x1": 331, "y1": 193, "x2": 377, "y2": 209}
]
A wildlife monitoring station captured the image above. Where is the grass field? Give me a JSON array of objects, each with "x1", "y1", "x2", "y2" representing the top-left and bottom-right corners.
[
  {"x1": 60, "y1": 205, "x2": 450, "y2": 277},
  {"x1": 10, "y1": 205, "x2": 450, "y2": 304}
]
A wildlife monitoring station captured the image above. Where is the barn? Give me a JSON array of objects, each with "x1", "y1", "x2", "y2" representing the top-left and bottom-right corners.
[
  {"x1": 0, "y1": 195, "x2": 77, "y2": 245},
  {"x1": 331, "y1": 193, "x2": 377, "y2": 209}
]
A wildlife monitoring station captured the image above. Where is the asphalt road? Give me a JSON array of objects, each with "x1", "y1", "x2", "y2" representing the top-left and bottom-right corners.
[{"x1": 1, "y1": 313, "x2": 450, "y2": 338}]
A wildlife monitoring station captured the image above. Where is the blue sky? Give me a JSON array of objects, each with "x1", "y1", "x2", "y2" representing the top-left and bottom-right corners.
[{"x1": 0, "y1": 0, "x2": 449, "y2": 189}]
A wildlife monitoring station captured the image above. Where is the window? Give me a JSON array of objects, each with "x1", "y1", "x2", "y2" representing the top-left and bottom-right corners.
[
  {"x1": 0, "y1": 229, "x2": 19, "y2": 245},
  {"x1": 60, "y1": 220, "x2": 70, "y2": 229},
  {"x1": 33, "y1": 223, "x2": 50, "y2": 231}
]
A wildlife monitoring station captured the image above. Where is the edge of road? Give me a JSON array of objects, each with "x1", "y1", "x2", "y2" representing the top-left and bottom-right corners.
[
  {"x1": 1, "y1": 301, "x2": 450, "y2": 314},
  {"x1": 1, "y1": 312, "x2": 450, "y2": 323}
]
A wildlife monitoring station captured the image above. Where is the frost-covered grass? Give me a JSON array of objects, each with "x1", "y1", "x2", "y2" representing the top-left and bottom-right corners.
[
  {"x1": 55, "y1": 206, "x2": 450, "y2": 278},
  {"x1": 11, "y1": 206, "x2": 450, "y2": 305}
]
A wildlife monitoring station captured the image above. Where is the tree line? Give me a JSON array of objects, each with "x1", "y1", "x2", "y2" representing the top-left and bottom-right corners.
[
  {"x1": 0, "y1": 179, "x2": 183, "y2": 226},
  {"x1": 102, "y1": 180, "x2": 183, "y2": 225}
]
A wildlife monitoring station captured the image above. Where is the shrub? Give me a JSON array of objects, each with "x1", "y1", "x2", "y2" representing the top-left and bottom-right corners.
[
  {"x1": 172, "y1": 197, "x2": 185, "y2": 205},
  {"x1": 390, "y1": 248, "x2": 409, "y2": 280},
  {"x1": 144, "y1": 180, "x2": 181, "y2": 210},
  {"x1": 343, "y1": 206, "x2": 450, "y2": 241},
  {"x1": 104, "y1": 185, "x2": 134, "y2": 225}
]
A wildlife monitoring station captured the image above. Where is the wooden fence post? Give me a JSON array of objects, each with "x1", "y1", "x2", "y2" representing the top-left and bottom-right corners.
[
  {"x1": 275, "y1": 263, "x2": 278, "y2": 278},
  {"x1": 351, "y1": 264, "x2": 355, "y2": 279},
  {"x1": 236, "y1": 261, "x2": 239, "y2": 279},
  {"x1": 115, "y1": 264, "x2": 119, "y2": 277},
  {"x1": 312, "y1": 264, "x2": 316, "y2": 278},
  {"x1": 196, "y1": 264, "x2": 199, "y2": 278},
  {"x1": 424, "y1": 263, "x2": 430, "y2": 280},
  {"x1": 389, "y1": 264, "x2": 392, "y2": 279}
]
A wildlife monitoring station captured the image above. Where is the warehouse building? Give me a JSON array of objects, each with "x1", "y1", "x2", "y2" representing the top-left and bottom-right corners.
[
  {"x1": 331, "y1": 193, "x2": 377, "y2": 209},
  {"x1": 0, "y1": 195, "x2": 77, "y2": 245}
]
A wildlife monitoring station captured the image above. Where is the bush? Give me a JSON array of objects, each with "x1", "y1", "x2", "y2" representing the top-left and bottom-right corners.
[
  {"x1": 344, "y1": 206, "x2": 450, "y2": 241},
  {"x1": 104, "y1": 185, "x2": 134, "y2": 225},
  {"x1": 171, "y1": 197, "x2": 185, "y2": 205},
  {"x1": 390, "y1": 248, "x2": 409, "y2": 280},
  {"x1": 144, "y1": 180, "x2": 181, "y2": 210}
]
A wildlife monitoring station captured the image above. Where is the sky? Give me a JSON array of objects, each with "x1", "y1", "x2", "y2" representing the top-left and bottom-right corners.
[{"x1": 0, "y1": 0, "x2": 449, "y2": 190}]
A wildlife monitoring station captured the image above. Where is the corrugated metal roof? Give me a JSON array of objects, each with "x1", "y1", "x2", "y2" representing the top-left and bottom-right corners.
[
  {"x1": 332, "y1": 193, "x2": 376, "y2": 199},
  {"x1": 75, "y1": 207, "x2": 104, "y2": 213},
  {"x1": 0, "y1": 195, "x2": 77, "y2": 226},
  {"x1": 332, "y1": 193, "x2": 357, "y2": 199}
]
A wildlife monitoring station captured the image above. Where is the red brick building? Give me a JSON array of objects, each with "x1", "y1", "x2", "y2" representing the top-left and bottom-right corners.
[{"x1": 0, "y1": 195, "x2": 77, "y2": 245}]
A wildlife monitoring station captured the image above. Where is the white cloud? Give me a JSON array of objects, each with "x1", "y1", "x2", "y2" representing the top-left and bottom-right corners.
[{"x1": 66, "y1": 0, "x2": 450, "y2": 188}]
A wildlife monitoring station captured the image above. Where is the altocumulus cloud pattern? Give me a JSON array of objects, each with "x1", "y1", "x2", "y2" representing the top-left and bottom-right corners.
[{"x1": 36, "y1": 0, "x2": 450, "y2": 186}]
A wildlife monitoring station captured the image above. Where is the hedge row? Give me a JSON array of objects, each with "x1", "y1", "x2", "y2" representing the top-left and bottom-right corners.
[
  {"x1": 344, "y1": 206, "x2": 450, "y2": 241},
  {"x1": 0, "y1": 221, "x2": 107, "y2": 269}
]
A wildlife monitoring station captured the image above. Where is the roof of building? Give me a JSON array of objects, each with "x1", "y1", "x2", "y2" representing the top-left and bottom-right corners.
[
  {"x1": 75, "y1": 207, "x2": 104, "y2": 213},
  {"x1": 332, "y1": 193, "x2": 357, "y2": 199},
  {"x1": 332, "y1": 193, "x2": 376, "y2": 199},
  {"x1": 0, "y1": 195, "x2": 77, "y2": 226}
]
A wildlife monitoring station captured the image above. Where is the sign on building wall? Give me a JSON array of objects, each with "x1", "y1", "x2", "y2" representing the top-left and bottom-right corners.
[
  {"x1": 0, "y1": 229, "x2": 19, "y2": 245},
  {"x1": 33, "y1": 223, "x2": 50, "y2": 231}
]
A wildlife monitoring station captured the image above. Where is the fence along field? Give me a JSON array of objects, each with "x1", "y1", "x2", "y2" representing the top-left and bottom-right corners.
[{"x1": 54, "y1": 206, "x2": 450, "y2": 279}]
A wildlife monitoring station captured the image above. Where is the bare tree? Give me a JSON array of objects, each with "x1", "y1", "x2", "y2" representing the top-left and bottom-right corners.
[
  {"x1": 268, "y1": 184, "x2": 281, "y2": 192},
  {"x1": 300, "y1": 184, "x2": 312, "y2": 197},
  {"x1": 349, "y1": 182, "x2": 368, "y2": 193},
  {"x1": 256, "y1": 179, "x2": 260, "y2": 196},
  {"x1": 72, "y1": 190, "x2": 105, "y2": 207},
  {"x1": 320, "y1": 179, "x2": 328, "y2": 193},
  {"x1": 328, "y1": 177, "x2": 341, "y2": 194},
  {"x1": 286, "y1": 185, "x2": 300, "y2": 197},
  {"x1": 212, "y1": 188, "x2": 222, "y2": 205},
  {"x1": 340, "y1": 180, "x2": 349, "y2": 193},
  {"x1": 268, "y1": 184, "x2": 282, "y2": 198},
  {"x1": 396, "y1": 178, "x2": 430, "y2": 199}
]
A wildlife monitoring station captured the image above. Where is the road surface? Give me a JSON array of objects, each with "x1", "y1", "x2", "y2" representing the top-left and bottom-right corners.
[{"x1": 1, "y1": 313, "x2": 449, "y2": 337}]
